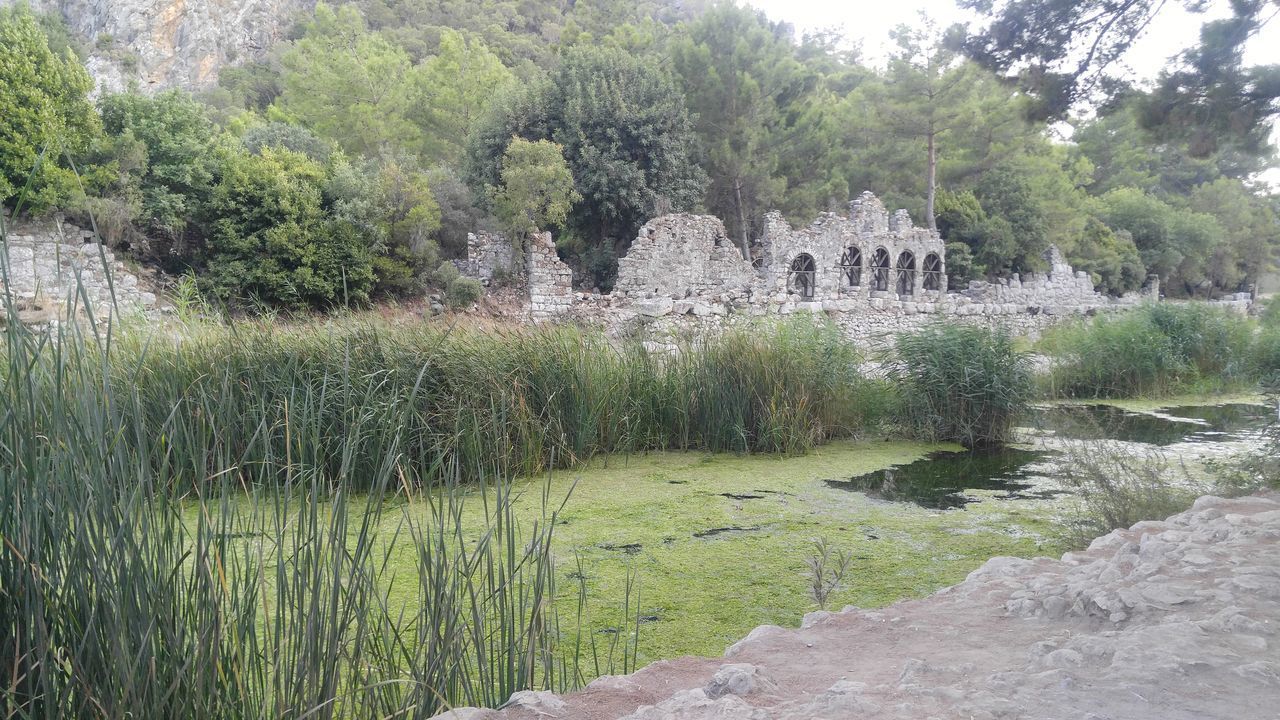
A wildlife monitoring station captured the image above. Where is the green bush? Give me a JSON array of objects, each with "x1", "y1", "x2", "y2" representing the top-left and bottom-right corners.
[
  {"x1": 446, "y1": 276, "x2": 483, "y2": 308},
  {"x1": 888, "y1": 323, "x2": 1032, "y2": 447},
  {"x1": 1043, "y1": 303, "x2": 1256, "y2": 398},
  {"x1": 201, "y1": 145, "x2": 375, "y2": 309},
  {"x1": 430, "y1": 259, "x2": 460, "y2": 287}
]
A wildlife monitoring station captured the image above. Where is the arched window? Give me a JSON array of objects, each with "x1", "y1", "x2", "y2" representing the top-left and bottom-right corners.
[
  {"x1": 896, "y1": 251, "x2": 916, "y2": 296},
  {"x1": 788, "y1": 254, "x2": 817, "y2": 300},
  {"x1": 923, "y1": 253, "x2": 943, "y2": 291},
  {"x1": 871, "y1": 248, "x2": 891, "y2": 292},
  {"x1": 838, "y1": 247, "x2": 862, "y2": 287}
]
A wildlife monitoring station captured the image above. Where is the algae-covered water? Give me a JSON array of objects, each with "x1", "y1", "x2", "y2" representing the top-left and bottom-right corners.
[{"x1": 484, "y1": 400, "x2": 1269, "y2": 665}]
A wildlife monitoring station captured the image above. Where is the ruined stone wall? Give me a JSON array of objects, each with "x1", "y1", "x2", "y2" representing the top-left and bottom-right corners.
[
  {"x1": 526, "y1": 231, "x2": 573, "y2": 321},
  {"x1": 613, "y1": 214, "x2": 756, "y2": 303},
  {"x1": 464, "y1": 231, "x2": 519, "y2": 285},
  {"x1": 2, "y1": 218, "x2": 158, "y2": 321},
  {"x1": 500, "y1": 190, "x2": 1237, "y2": 341}
]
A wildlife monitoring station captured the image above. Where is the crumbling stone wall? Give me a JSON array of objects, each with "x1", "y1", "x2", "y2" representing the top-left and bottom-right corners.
[
  {"x1": 614, "y1": 214, "x2": 756, "y2": 303},
  {"x1": 2, "y1": 217, "x2": 158, "y2": 321},
  {"x1": 484, "y1": 190, "x2": 1229, "y2": 341},
  {"x1": 464, "y1": 231, "x2": 520, "y2": 285},
  {"x1": 526, "y1": 231, "x2": 573, "y2": 321}
]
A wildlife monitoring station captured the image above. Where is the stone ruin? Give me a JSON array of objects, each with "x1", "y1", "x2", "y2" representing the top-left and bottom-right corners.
[
  {"x1": 462, "y1": 190, "x2": 1171, "y2": 343},
  {"x1": 1, "y1": 215, "x2": 158, "y2": 323}
]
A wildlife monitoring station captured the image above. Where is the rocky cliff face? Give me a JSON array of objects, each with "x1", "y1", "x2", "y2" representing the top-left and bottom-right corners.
[{"x1": 3, "y1": 0, "x2": 306, "y2": 91}]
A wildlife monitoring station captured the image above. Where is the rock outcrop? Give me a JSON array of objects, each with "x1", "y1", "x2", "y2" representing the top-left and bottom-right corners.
[
  {"x1": 2, "y1": 0, "x2": 304, "y2": 91},
  {"x1": 436, "y1": 493, "x2": 1280, "y2": 719}
]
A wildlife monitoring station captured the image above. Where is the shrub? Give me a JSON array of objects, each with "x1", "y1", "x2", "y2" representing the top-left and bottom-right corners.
[
  {"x1": 888, "y1": 322, "x2": 1032, "y2": 447},
  {"x1": 201, "y1": 146, "x2": 375, "y2": 309},
  {"x1": 1058, "y1": 439, "x2": 1200, "y2": 545},
  {"x1": 430, "y1": 259, "x2": 460, "y2": 287},
  {"x1": 446, "y1": 276, "x2": 483, "y2": 308}
]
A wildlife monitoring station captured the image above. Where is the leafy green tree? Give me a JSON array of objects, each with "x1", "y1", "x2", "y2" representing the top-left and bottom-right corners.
[
  {"x1": 201, "y1": 145, "x2": 375, "y2": 309},
  {"x1": 961, "y1": 0, "x2": 1280, "y2": 156},
  {"x1": 0, "y1": 7, "x2": 98, "y2": 213},
  {"x1": 490, "y1": 138, "x2": 579, "y2": 240},
  {"x1": 413, "y1": 30, "x2": 514, "y2": 164},
  {"x1": 1098, "y1": 187, "x2": 1220, "y2": 296},
  {"x1": 1069, "y1": 216, "x2": 1146, "y2": 295},
  {"x1": 324, "y1": 153, "x2": 441, "y2": 297},
  {"x1": 1187, "y1": 178, "x2": 1279, "y2": 292},
  {"x1": 278, "y1": 4, "x2": 423, "y2": 157},
  {"x1": 669, "y1": 4, "x2": 814, "y2": 254},
  {"x1": 99, "y1": 91, "x2": 216, "y2": 243},
  {"x1": 469, "y1": 46, "x2": 704, "y2": 286},
  {"x1": 873, "y1": 23, "x2": 983, "y2": 229}
]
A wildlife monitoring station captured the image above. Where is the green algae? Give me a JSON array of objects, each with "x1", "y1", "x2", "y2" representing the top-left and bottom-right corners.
[{"x1": 457, "y1": 440, "x2": 1070, "y2": 665}]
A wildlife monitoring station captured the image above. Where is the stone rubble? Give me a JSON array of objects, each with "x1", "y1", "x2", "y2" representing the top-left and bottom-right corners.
[{"x1": 435, "y1": 492, "x2": 1280, "y2": 720}]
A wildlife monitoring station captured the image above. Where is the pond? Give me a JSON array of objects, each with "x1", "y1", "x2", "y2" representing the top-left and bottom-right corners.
[
  {"x1": 455, "y1": 400, "x2": 1270, "y2": 666},
  {"x1": 828, "y1": 402, "x2": 1272, "y2": 509}
]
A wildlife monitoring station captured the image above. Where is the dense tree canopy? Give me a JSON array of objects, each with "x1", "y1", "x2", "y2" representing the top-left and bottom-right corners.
[{"x1": 0, "y1": 7, "x2": 97, "y2": 212}]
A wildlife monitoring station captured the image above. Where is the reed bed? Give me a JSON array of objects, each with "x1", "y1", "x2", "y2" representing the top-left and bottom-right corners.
[
  {"x1": 1040, "y1": 303, "x2": 1264, "y2": 398},
  {"x1": 0, "y1": 246, "x2": 883, "y2": 717}
]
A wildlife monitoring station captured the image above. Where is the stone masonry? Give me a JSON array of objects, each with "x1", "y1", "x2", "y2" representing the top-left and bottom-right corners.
[
  {"x1": 465, "y1": 231, "x2": 520, "y2": 285},
  {"x1": 465, "y1": 190, "x2": 1244, "y2": 342},
  {"x1": 526, "y1": 231, "x2": 573, "y2": 322},
  {"x1": 2, "y1": 217, "x2": 158, "y2": 322}
]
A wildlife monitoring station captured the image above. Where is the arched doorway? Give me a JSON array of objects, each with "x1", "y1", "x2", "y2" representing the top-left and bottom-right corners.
[
  {"x1": 871, "y1": 247, "x2": 890, "y2": 292},
  {"x1": 838, "y1": 246, "x2": 862, "y2": 287},
  {"x1": 896, "y1": 251, "x2": 916, "y2": 296},
  {"x1": 923, "y1": 253, "x2": 943, "y2": 291},
  {"x1": 789, "y1": 254, "x2": 817, "y2": 300}
]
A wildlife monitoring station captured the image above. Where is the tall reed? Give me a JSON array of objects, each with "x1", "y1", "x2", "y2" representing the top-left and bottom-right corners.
[
  {"x1": 79, "y1": 315, "x2": 884, "y2": 489},
  {"x1": 1041, "y1": 303, "x2": 1257, "y2": 398},
  {"x1": 0, "y1": 224, "x2": 642, "y2": 717}
]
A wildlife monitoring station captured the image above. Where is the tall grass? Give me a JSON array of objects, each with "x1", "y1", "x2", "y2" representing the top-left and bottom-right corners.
[
  {"x1": 81, "y1": 316, "x2": 886, "y2": 489},
  {"x1": 0, "y1": 213, "x2": 887, "y2": 716},
  {"x1": 0, "y1": 230, "x2": 656, "y2": 715},
  {"x1": 888, "y1": 322, "x2": 1032, "y2": 447},
  {"x1": 1041, "y1": 303, "x2": 1259, "y2": 398}
]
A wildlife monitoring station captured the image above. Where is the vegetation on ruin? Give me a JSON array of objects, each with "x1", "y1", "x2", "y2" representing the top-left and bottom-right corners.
[{"x1": 0, "y1": 1, "x2": 1275, "y2": 305}]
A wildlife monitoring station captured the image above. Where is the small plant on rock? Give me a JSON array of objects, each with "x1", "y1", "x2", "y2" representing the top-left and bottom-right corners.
[{"x1": 805, "y1": 537, "x2": 853, "y2": 610}]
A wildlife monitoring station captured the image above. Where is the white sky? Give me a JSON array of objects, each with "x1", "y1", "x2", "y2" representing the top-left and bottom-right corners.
[
  {"x1": 746, "y1": 0, "x2": 1280, "y2": 178},
  {"x1": 745, "y1": 0, "x2": 1280, "y2": 77}
]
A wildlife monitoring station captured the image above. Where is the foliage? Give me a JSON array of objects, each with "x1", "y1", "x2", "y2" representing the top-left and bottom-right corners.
[
  {"x1": 1096, "y1": 188, "x2": 1220, "y2": 296},
  {"x1": 490, "y1": 137, "x2": 579, "y2": 239},
  {"x1": 200, "y1": 145, "x2": 376, "y2": 309},
  {"x1": 98, "y1": 90, "x2": 216, "y2": 242},
  {"x1": 887, "y1": 323, "x2": 1032, "y2": 447},
  {"x1": 445, "y1": 275, "x2": 483, "y2": 308},
  {"x1": 1058, "y1": 439, "x2": 1199, "y2": 545},
  {"x1": 279, "y1": 4, "x2": 423, "y2": 156},
  {"x1": 805, "y1": 537, "x2": 853, "y2": 610},
  {"x1": 0, "y1": 299, "x2": 626, "y2": 717},
  {"x1": 1042, "y1": 303, "x2": 1257, "y2": 398},
  {"x1": 413, "y1": 29, "x2": 514, "y2": 163},
  {"x1": 668, "y1": 3, "x2": 814, "y2": 252},
  {"x1": 961, "y1": 0, "x2": 1280, "y2": 157},
  {"x1": 469, "y1": 45, "x2": 705, "y2": 286},
  {"x1": 0, "y1": 6, "x2": 98, "y2": 212}
]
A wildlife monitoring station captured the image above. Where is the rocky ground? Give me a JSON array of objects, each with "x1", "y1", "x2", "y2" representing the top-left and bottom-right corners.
[{"x1": 437, "y1": 493, "x2": 1280, "y2": 719}]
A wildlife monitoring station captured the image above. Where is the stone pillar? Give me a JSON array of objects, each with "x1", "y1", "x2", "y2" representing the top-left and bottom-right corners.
[{"x1": 526, "y1": 231, "x2": 573, "y2": 321}]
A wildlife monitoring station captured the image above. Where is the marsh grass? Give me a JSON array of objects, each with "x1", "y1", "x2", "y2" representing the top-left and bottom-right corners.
[
  {"x1": 1041, "y1": 303, "x2": 1259, "y2": 398},
  {"x1": 888, "y1": 323, "x2": 1032, "y2": 447},
  {"x1": 0, "y1": 199, "x2": 889, "y2": 716},
  {"x1": 0, "y1": 216, "x2": 659, "y2": 716},
  {"x1": 1057, "y1": 438, "x2": 1201, "y2": 546}
]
